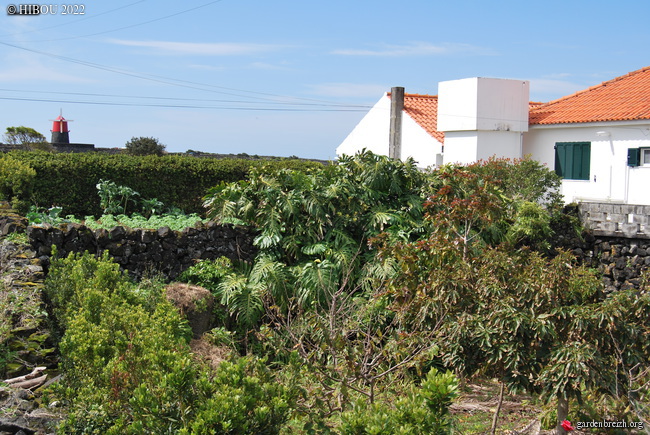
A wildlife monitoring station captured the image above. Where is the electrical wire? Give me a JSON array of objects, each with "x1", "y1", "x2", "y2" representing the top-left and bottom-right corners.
[
  {"x1": 16, "y1": 0, "x2": 226, "y2": 43},
  {"x1": 0, "y1": 88, "x2": 373, "y2": 109},
  {"x1": 0, "y1": 1, "x2": 147, "y2": 38},
  {"x1": 0, "y1": 40, "x2": 372, "y2": 107},
  {"x1": 0, "y1": 96, "x2": 370, "y2": 112}
]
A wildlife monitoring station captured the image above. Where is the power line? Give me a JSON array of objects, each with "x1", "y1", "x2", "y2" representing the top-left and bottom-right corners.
[
  {"x1": 0, "y1": 1, "x2": 146, "y2": 38},
  {"x1": 0, "y1": 40, "x2": 370, "y2": 107},
  {"x1": 18, "y1": 0, "x2": 226, "y2": 43},
  {"x1": 0, "y1": 88, "x2": 373, "y2": 109},
  {"x1": 0, "y1": 96, "x2": 370, "y2": 112}
]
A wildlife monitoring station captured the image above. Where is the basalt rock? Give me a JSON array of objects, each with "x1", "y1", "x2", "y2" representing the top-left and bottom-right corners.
[{"x1": 27, "y1": 222, "x2": 255, "y2": 281}]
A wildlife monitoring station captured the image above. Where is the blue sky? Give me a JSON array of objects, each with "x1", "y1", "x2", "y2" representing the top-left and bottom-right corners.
[{"x1": 0, "y1": 0, "x2": 648, "y2": 159}]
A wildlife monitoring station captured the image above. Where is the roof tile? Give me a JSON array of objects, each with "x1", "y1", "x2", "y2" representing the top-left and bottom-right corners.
[
  {"x1": 386, "y1": 66, "x2": 650, "y2": 140},
  {"x1": 529, "y1": 66, "x2": 650, "y2": 125},
  {"x1": 388, "y1": 92, "x2": 444, "y2": 142}
]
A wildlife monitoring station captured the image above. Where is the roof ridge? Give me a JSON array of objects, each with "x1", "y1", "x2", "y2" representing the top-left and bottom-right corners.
[{"x1": 533, "y1": 66, "x2": 650, "y2": 110}]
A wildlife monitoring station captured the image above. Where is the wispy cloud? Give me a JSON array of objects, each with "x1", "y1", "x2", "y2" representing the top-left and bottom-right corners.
[
  {"x1": 332, "y1": 42, "x2": 495, "y2": 57},
  {"x1": 0, "y1": 55, "x2": 93, "y2": 83},
  {"x1": 306, "y1": 83, "x2": 389, "y2": 98},
  {"x1": 108, "y1": 39, "x2": 285, "y2": 56}
]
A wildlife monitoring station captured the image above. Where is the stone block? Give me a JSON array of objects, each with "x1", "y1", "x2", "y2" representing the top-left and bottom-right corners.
[
  {"x1": 599, "y1": 222, "x2": 618, "y2": 234},
  {"x1": 621, "y1": 223, "x2": 641, "y2": 238},
  {"x1": 622, "y1": 205, "x2": 636, "y2": 214},
  {"x1": 587, "y1": 212, "x2": 606, "y2": 222},
  {"x1": 608, "y1": 214, "x2": 625, "y2": 223}
]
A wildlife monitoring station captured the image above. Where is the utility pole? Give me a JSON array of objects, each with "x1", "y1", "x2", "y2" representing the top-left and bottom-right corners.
[{"x1": 389, "y1": 86, "x2": 404, "y2": 160}]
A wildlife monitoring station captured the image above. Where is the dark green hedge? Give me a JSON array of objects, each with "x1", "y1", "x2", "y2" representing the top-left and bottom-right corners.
[{"x1": 8, "y1": 152, "x2": 324, "y2": 217}]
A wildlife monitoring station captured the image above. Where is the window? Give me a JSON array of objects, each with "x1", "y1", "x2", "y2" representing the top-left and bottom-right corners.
[
  {"x1": 555, "y1": 142, "x2": 591, "y2": 180},
  {"x1": 626, "y1": 148, "x2": 650, "y2": 167},
  {"x1": 642, "y1": 149, "x2": 650, "y2": 165}
]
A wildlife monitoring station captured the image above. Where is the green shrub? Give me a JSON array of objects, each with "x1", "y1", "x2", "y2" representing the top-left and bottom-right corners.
[
  {"x1": 179, "y1": 357, "x2": 293, "y2": 435},
  {"x1": 7, "y1": 151, "x2": 323, "y2": 216},
  {"x1": 0, "y1": 154, "x2": 36, "y2": 213},
  {"x1": 45, "y1": 252, "x2": 294, "y2": 434},
  {"x1": 125, "y1": 136, "x2": 166, "y2": 156},
  {"x1": 339, "y1": 368, "x2": 458, "y2": 435}
]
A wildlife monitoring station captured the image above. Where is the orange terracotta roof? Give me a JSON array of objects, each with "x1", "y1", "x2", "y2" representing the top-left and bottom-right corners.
[
  {"x1": 529, "y1": 66, "x2": 650, "y2": 125},
  {"x1": 388, "y1": 92, "x2": 444, "y2": 142}
]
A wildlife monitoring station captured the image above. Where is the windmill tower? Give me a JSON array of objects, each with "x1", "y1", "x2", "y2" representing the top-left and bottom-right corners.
[{"x1": 50, "y1": 110, "x2": 73, "y2": 144}]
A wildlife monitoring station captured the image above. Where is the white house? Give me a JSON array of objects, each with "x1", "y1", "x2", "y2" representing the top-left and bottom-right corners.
[
  {"x1": 336, "y1": 91, "x2": 443, "y2": 168},
  {"x1": 524, "y1": 68, "x2": 650, "y2": 205},
  {"x1": 337, "y1": 66, "x2": 650, "y2": 210}
]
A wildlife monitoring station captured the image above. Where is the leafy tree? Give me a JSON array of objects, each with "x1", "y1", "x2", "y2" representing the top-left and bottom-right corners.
[
  {"x1": 125, "y1": 136, "x2": 166, "y2": 156},
  {"x1": 376, "y1": 160, "x2": 650, "y2": 433},
  {"x1": 2, "y1": 126, "x2": 47, "y2": 147}
]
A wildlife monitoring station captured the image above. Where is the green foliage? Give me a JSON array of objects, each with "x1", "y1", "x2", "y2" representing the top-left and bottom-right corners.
[
  {"x1": 201, "y1": 150, "x2": 428, "y2": 324},
  {"x1": 84, "y1": 212, "x2": 205, "y2": 231},
  {"x1": 3, "y1": 126, "x2": 47, "y2": 146},
  {"x1": 466, "y1": 156, "x2": 563, "y2": 209},
  {"x1": 339, "y1": 368, "x2": 458, "y2": 435},
  {"x1": 96, "y1": 179, "x2": 140, "y2": 215},
  {"x1": 44, "y1": 251, "x2": 144, "y2": 334},
  {"x1": 26, "y1": 205, "x2": 79, "y2": 226},
  {"x1": 377, "y1": 158, "x2": 650, "y2": 429},
  {"x1": 178, "y1": 257, "x2": 234, "y2": 290},
  {"x1": 46, "y1": 251, "x2": 293, "y2": 434},
  {"x1": 0, "y1": 154, "x2": 36, "y2": 212},
  {"x1": 505, "y1": 201, "x2": 553, "y2": 251},
  {"x1": 125, "y1": 136, "x2": 166, "y2": 156},
  {"x1": 179, "y1": 357, "x2": 293, "y2": 435},
  {"x1": 6, "y1": 151, "x2": 322, "y2": 216}
]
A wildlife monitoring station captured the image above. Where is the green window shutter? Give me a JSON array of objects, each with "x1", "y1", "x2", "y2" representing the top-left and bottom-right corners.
[
  {"x1": 554, "y1": 142, "x2": 590, "y2": 180},
  {"x1": 628, "y1": 148, "x2": 641, "y2": 167}
]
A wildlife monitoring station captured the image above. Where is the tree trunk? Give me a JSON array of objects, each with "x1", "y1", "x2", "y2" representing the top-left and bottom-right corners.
[
  {"x1": 490, "y1": 381, "x2": 505, "y2": 435},
  {"x1": 556, "y1": 394, "x2": 569, "y2": 434}
]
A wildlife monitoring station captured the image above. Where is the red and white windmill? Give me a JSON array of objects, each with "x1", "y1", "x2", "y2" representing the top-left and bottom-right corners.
[{"x1": 50, "y1": 109, "x2": 73, "y2": 144}]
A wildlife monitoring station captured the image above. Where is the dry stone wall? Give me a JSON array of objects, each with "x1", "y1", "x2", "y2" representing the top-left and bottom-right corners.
[
  {"x1": 26, "y1": 221, "x2": 255, "y2": 280},
  {"x1": 580, "y1": 237, "x2": 650, "y2": 293}
]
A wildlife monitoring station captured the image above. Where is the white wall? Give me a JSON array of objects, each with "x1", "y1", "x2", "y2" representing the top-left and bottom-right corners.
[
  {"x1": 438, "y1": 77, "x2": 529, "y2": 165},
  {"x1": 336, "y1": 93, "x2": 442, "y2": 168},
  {"x1": 524, "y1": 122, "x2": 650, "y2": 204},
  {"x1": 336, "y1": 94, "x2": 392, "y2": 158},
  {"x1": 438, "y1": 77, "x2": 529, "y2": 132}
]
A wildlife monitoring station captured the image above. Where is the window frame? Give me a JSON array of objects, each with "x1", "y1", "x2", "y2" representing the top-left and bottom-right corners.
[{"x1": 641, "y1": 148, "x2": 650, "y2": 166}]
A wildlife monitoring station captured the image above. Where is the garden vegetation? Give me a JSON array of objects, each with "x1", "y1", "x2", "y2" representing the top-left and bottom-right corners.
[{"x1": 4, "y1": 150, "x2": 649, "y2": 433}]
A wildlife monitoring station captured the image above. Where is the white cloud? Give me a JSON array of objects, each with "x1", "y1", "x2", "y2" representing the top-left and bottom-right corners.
[
  {"x1": 305, "y1": 83, "x2": 388, "y2": 98},
  {"x1": 107, "y1": 39, "x2": 285, "y2": 56},
  {"x1": 332, "y1": 42, "x2": 495, "y2": 57},
  {"x1": 0, "y1": 55, "x2": 93, "y2": 84}
]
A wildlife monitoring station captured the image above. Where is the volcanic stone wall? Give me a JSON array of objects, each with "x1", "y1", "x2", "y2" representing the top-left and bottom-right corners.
[
  {"x1": 579, "y1": 237, "x2": 650, "y2": 293},
  {"x1": 26, "y1": 221, "x2": 255, "y2": 280}
]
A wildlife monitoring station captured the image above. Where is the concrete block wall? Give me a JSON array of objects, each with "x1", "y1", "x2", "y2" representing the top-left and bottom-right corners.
[{"x1": 579, "y1": 202, "x2": 650, "y2": 239}]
